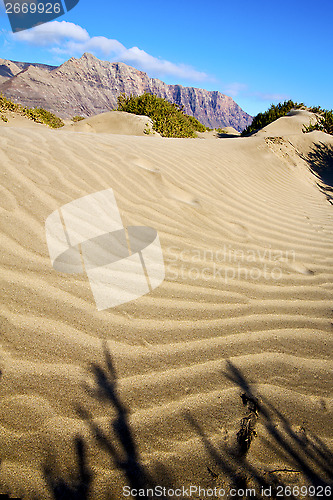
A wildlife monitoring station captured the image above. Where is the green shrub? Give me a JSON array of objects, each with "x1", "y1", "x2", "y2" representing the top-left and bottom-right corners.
[
  {"x1": 72, "y1": 115, "x2": 85, "y2": 122},
  {"x1": 303, "y1": 109, "x2": 333, "y2": 136},
  {"x1": 0, "y1": 94, "x2": 64, "y2": 128},
  {"x1": 0, "y1": 94, "x2": 18, "y2": 112},
  {"x1": 143, "y1": 122, "x2": 152, "y2": 135},
  {"x1": 242, "y1": 100, "x2": 333, "y2": 138},
  {"x1": 24, "y1": 107, "x2": 64, "y2": 128},
  {"x1": 186, "y1": 114, "x2": 206, "y2": 133},
  {"x1": 117, "y1": 92, "x2": 207, "y2": 138},
  {"x1": 0, "y1": 114, "x2": 8, "y2": 122},
  {"x1": 308, "y1": 105, "x2": 323, "y2": 114},
  {"x1": 241, "y1": 100, "x2": 302, "y2": 136}
]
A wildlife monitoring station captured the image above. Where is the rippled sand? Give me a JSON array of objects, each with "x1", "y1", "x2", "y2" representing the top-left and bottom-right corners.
[{"x1": 0, "y1": 110, "x2": 332, "y2": 498}]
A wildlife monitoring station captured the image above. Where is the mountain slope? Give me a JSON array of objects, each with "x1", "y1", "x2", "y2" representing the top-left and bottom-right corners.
[
  {"x1": 0, "y1": 53, "x2": 252, "y2": 131},
  {"x1": 0, "y1": 59, "x2": 22, "y2": 85}
]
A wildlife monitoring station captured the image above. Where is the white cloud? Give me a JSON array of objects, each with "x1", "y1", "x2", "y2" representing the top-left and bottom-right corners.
[
  {"x1": 222, "y1": 82, "x2": 248, "y2": 97},
  {"x1": 13, "y1": 21, "x2": 89, "y2": 45},
  {"x1": 12, "y1": 21, "x2": 208, "y2": 81},
  {"x1": 220, "y1": 83, "x2": 289, "y2": 103},
  {"x1": 253, "y1": 92, "x2": 289, "y2": 102}
]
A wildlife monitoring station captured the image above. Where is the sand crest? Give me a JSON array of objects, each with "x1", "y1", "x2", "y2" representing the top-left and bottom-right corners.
[{"x1": 67, "y1": 111, "x2": 158, "y2": 136}]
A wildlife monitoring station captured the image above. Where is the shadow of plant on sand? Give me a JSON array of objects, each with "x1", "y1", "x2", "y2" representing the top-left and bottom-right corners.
[
  {"x1": 186, "y1": 361, "x2": 332, "y2": 499},
  {"x1": 43, "y1": 345, "x2": 169, "y2": 499},
  {"x1": 300, "y1": 142, "x2": 333, "y2": 204},
  {"x1": 40, "y1": 354, "x2": 332, "y2": 500},
  {"x1": 78, "y1": 346, "x2": 169, "y2": 498},
  {"x1": 44, "y1": 437, "x2": 91, "y2": 500}
]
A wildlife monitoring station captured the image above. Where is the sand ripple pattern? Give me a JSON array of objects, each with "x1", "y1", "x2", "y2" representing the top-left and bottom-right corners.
[{"x1": 0, "y1": 122, "x2": 332, "y2": 498}]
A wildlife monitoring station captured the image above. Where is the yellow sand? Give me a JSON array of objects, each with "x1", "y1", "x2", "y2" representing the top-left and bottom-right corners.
[
  {"x1": 67, "y1": 111, "x2": 158, "y2": 136},
  {"x1": 0, "y1": 110, "x2": 332, "y2": 498}
]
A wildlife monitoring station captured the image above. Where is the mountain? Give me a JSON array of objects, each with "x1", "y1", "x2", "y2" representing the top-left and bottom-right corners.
[
  {"x1": 0, "y1": 59, "x2": 21, "y2": 84},
  {"x1": 0, "y1": 58, "x2": 56, "y2": 84},
  {"x1": 0, "y1": 53, "x2": 252, "y2": 131}
]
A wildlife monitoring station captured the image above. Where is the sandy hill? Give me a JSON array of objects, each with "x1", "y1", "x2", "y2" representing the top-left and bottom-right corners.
[
  {"x1": 0, "y1": 110, "x2": 332, "y2": 499},
  {"x1": 67, "y1": 111, "x2": 158, "y2": 136},
  {"x1": 254, "y1": 109, "x2": 316, "y2": 137},
  {"x1": 0, "y1": 111, "x2": 48, "y2": 129}
]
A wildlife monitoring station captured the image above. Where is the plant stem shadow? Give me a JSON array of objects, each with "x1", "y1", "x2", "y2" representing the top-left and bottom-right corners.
[
  {"x1": 185, "y1": 361, "x2": 332, "y2": 499},
  {"x1": 299, "y1": 142, "x2": 333, "y2": 203},
  {"x1": 43, "y1": 346, "x2": 170, "y2": 499}
]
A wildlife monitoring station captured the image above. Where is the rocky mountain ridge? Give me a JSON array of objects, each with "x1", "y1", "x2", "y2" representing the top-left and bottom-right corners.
[{"x1": 0, "y1": 53, "x2": 252, "y2": 131}]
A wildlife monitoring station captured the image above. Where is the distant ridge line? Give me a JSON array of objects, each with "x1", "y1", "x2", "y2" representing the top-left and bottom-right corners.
[
  {"x1": 10, "y1": 60, "x2": 57, "y2": 71},
  {"x1": 0, "y1": 53, "x2": 252, "y2": 131}
]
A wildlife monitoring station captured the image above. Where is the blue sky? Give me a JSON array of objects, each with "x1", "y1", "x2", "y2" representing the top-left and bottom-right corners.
[{"x1": 0, "y1": 0, "x2": 332, "y2": 116}]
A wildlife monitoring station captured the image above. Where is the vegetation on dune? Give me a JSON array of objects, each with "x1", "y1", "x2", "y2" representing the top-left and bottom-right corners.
[
  {"x1": 0, "y1": 94, "x2": 64, "y2": 128},
  {"x1": 117, "y1": 92, "x2": 207, "y2": 138},
  {"x1": 303, "y1": 108, "x2": 333, "y2": 135},
  {"x1": 241, "y1": 100, "x2": 302, "y2": 136},
  {"x1": 300, "y1": 142, "x2": 333, "y2": 204},
  {"x1": 242, "y1": 100, "x2": 333, "y2": 137},
  {"x1": 25, "y1": 107, "x2": 64, "y2": 128},
  {"x1": 72, "y1": 115, "x2": 85, "y2": 122}
]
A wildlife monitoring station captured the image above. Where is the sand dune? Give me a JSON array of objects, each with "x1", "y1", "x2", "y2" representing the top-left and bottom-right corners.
[
  {"x1": 0, "y1": 110, "x2": 332, "y2": 498},
  {"x1": 68, "y1": 110, "x2": 158, "y2": 136},
  {"x1": 254, "y1": 109, "x2": 316, "y2": 137}
]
